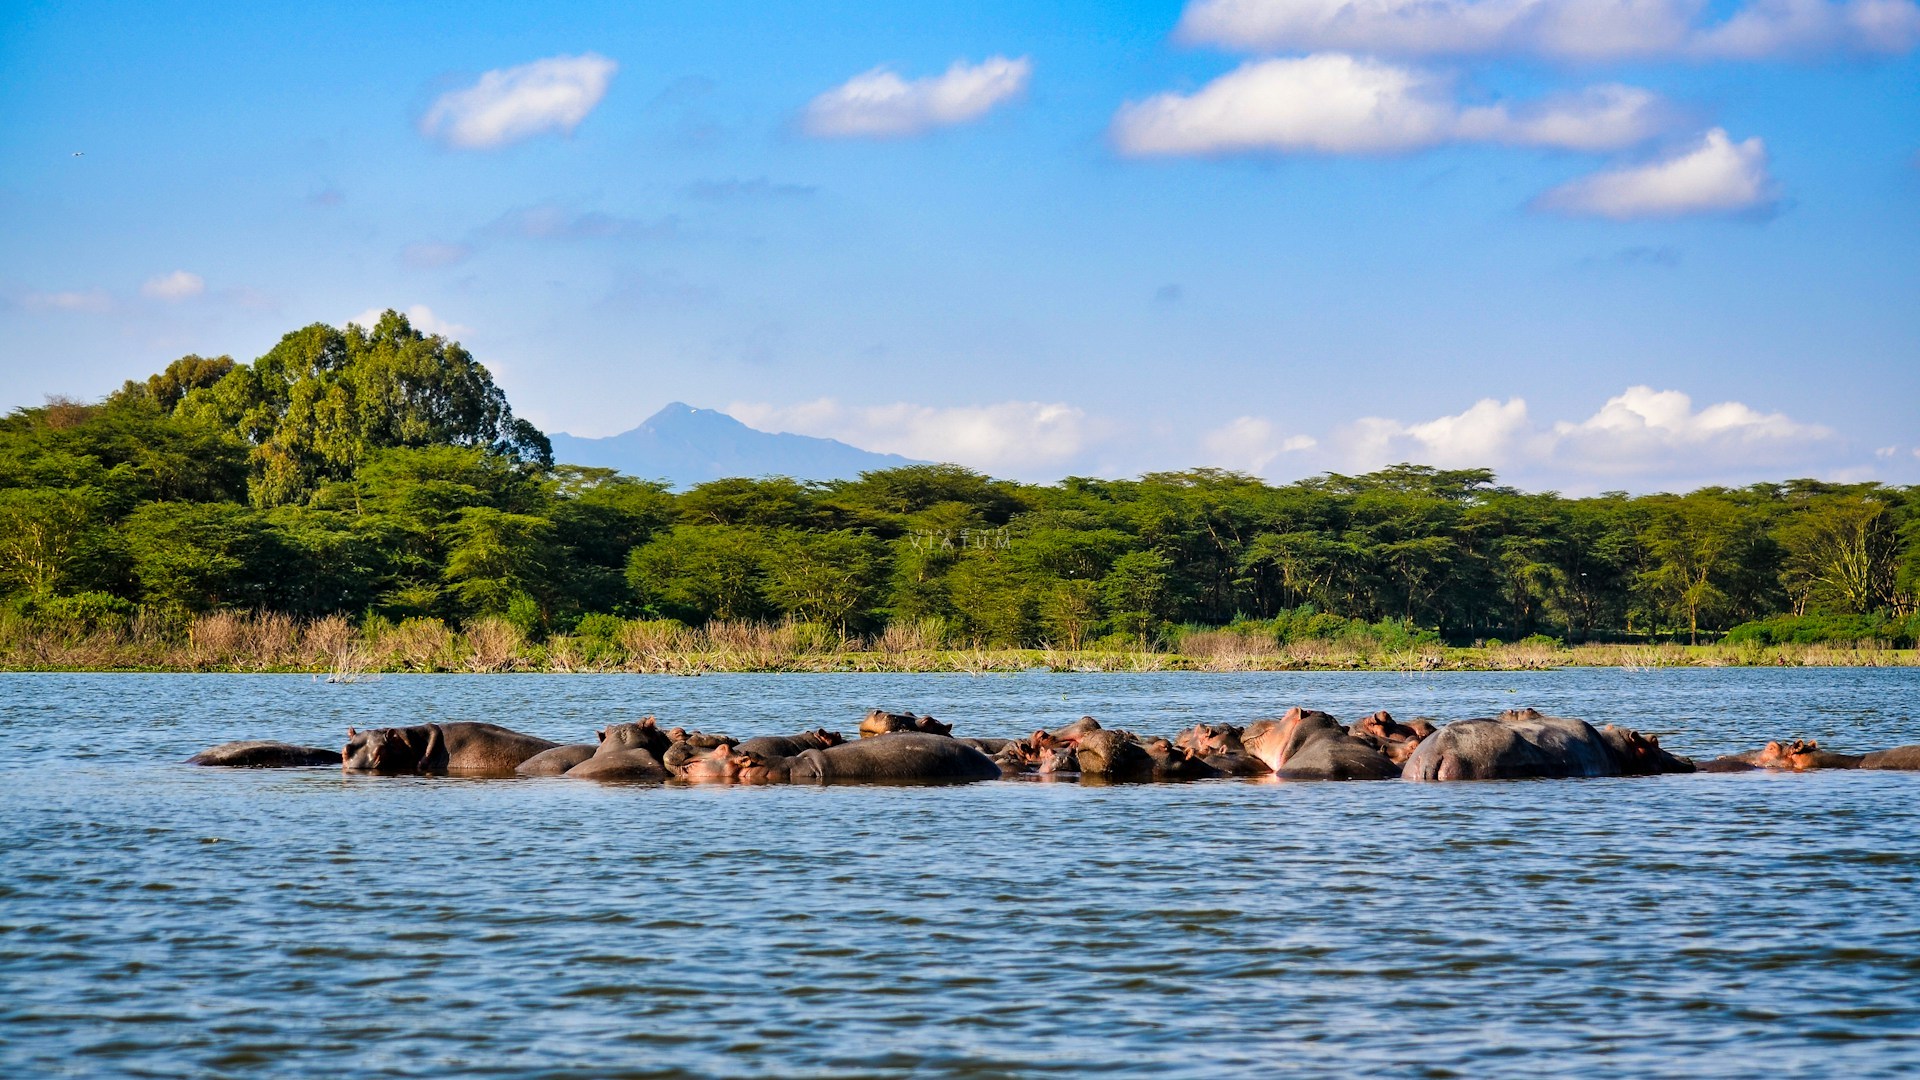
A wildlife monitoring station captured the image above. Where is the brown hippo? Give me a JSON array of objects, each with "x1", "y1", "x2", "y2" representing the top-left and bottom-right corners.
[
  {"x1": 1071, "y1": 729, "x2": 1156, "y2": 780},
  {"x1": 1173, "y1": 723, "x2": 1244, "y2": 757},
  {"x1": 1401, "y1": 708, "x2": 1690, "y2": 781},
  {"x1": 737, "y1": 728, "x2": 844, "y2": 757},
  {"x1": 1203, "y1": 751, "x2": 1274, "y2": 777},
  {"x1": 1346, "y1": 711, "x2": 1435, "y2": 767},
  {"x1": 343, "y1": 722, "x2": 557, "y2": 776},
  {"x1": 1595, "y1": 724, "x2": 1694, "y2": 776},
  {"x1": 1141, "y1": 737, "x2": 1222, "y2": 780},
  {"x1": 1036, "y1": 744, "x2": 1079, "y2": 775},
  {"x1": 565, "y1": 722, "x2": 671, "y2": 781},
  {"x1": 1052, "y1": 716, "x2": 1101, "y2": 740},
  {"x1": 663, "y1": 742, "x2": 774, "y2": 783},
  {"x1": 858, "y1": 710, "x2": 951, "y2": 738},
  {"x1": 188, "y1": 741, "x2": 341, "y2": 767},
  {"x1": 662, "y1": 737, "x2": 739, "y2": 777},
  {"x1": 664, "y1": 728, "x2": 739, "y2": 749},
  {"x1": 1750, "y1": 739, "x2": 1863, "y2": 771},
  {"x1": 1243, "y1": 709, "x2": 1400, "y2": 780},
  {"x1": 515, "y1": 743, "x2": 596, "y2": 776},
  {"x1": 1863, "y1": 745, "x2": 1920, "y2": 770},
  {"x1": 782, "y1": 732, "x2": 1000, "y2": 783}
]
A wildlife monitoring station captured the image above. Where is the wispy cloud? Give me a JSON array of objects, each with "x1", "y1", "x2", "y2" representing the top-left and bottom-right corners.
[
  {"x1": 402, "y1": 242, "x2": 474, "y2": 268},
  {"x1": 19, "y1": 288, "x2": 112, "y2": 313},
  {"x1": 1111, "y1": 55, "x2": 1668, "y2": 155},
  {"x1": 1536, "y1": 128, "x2": 1778, "y2": 219},
  {"x1": 420, "y1": 53, "x2": 617, "y2": 149},
  {"x1": 140, "y1": 270, "x2": 205, "y2": 300},
  {"x1": 484, "y1": 203, "x2": 677, "y2": 241},
  {"x1": 1174, "y1": 0, "x2": 1920, "y2": 60},
  {"x1": 727, "y1": 398, "x2": 1091, "y2": 474},
  {"x1": 682, "y1": 177, "x2": 818, "y2": 202},
  {"x1": 802, "y1": 56, "x2": 1032, "y2": 138}
]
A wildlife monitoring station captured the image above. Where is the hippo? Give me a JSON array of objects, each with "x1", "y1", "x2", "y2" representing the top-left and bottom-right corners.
[
  {"x1": 1203, "y1": 752, "x2": 1274, "y2": 778},
  {"x1": 515, "y1": 743, "x2": 596, "y2": 776},
  {"x1": 1071, "y1": 729, "x2": 1156, "y2": 781},
  {"x1": 1863, "y1": 745, "x2": 1920, "y2": 770},
  {"x1": 187, "y1": 740, "x2": 340, "y2": 767},
  {"x1": 781, "y1": 732, "x2": 1000, "y2": 784},
  {"x1": 858, "y1": 710, "x2": 951, "y2": 738},
  {"x1": 343, "y1": 722, "x2": 557, "y2": 776},
  {"x1": 1401, "y1": 708, "x2": 1690, "y2": 781},
  {"x1": 958, "y1": 737, "x2": 1014, "y2": 755},
  {"x1": 1036, "y1": 744, "x2": 1079, "y2": 775},
  {"x1": 662, "y1": 737, "x2": 739, "y2": 778},
  {"x1": 1141, "y1": 737, "x2": 1222, "y2": 781},
  {"x1": 1346, "y1": 711, "x2": 1435, "y2": 767},
  {"x1": 1173, "y1": 723, "x2": 1244, "y2": 757},
  {"x1": 565, "y1": 722, "x2": 671, "y2": 781},
  {"x1": 737, "y1": 728, "x2": 844, "y2": 757},
  {"x1": 1051, "y1": 716, "x2": 1101, "y2": 740},
  {"x1": 664, "y1": 728, "x2": 739, "y2": 750},
  {"x1": 1743, "y1": 739, "x2": 1863, "y2": 771},
  {"x1": 1243, "y1": 709, "x2": 1400, "y2": 780}
]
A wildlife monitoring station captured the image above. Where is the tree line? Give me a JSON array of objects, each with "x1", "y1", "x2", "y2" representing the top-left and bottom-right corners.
[{"x1": 3, "y1": 311, "x2": 1916, "y2": 649}]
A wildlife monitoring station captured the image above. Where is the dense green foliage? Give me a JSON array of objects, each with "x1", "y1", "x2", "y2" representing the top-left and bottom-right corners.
[{"x1": 4, "y1": 312, "x2": 1917, "y2": 646}]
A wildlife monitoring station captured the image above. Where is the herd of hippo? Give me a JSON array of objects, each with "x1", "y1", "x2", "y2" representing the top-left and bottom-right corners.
[{"x1": 186, "y1": 705, "x2": 1920, "y2": 784}]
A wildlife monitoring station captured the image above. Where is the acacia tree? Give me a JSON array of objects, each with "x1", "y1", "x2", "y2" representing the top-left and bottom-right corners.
[
  {"x1": 1775, "y1": 494, "x2": 1899, "y2": 615},
  {"x1": 1637, "y1": 494, "x2": 1756, "y2": 643}
]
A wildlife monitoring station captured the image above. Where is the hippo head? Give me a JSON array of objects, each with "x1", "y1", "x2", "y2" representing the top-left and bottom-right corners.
[
  {"x1": 913, "y1": 715, "x2": 953, "y2": 737},
  {"x1": 598, "y1": 717, "x2": 670, "y2": 757},
  {"x1": 860, "y1": 710, "x2": 919, "y2": 738},
  {"x1": 1599, "y1": 724, "x2": 1692, "y2": 775},
  {"x1": 671, "y1": 743, "x2": 761, "y2": 783},
  {"x1": 1174, "y1": 723, "x2": 1242, "y2": 756},
  {"x1": 807, "y1": 728, "x2": 846, "y2": 749},
  {"x1": 343, "y1": 726, "x2": 424, "y2": 774},
  {"x1": 734, "y1": 749, "x2": 789, "y2": 784},
  {"x1": 1350, "y1": 711, "x2": 1429, "y2": 766},
  {"x1": 1052, "y1": 716, "x2": 1102, "y2": 740},
  {"x1": 1037, "y1": 745, "x2": 1079, "y2": 775},
  {"x1": 1754, "y1": 739, "x2": 1823, "y2": 771}
]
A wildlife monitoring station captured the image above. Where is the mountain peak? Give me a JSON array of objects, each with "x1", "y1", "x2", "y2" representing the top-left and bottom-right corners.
[{"x1": 550, "y1": 404, "x2": 922, "y2": 487}]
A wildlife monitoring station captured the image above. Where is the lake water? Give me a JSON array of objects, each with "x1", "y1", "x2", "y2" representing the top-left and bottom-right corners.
[{"x1": 3, "y1": 668, "x2": 1919, "y2": 1077}]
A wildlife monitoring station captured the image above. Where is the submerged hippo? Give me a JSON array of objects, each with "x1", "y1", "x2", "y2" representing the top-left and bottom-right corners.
[
  {"x1": 1243, "y1": 709, "x2": 1400, "y2": 780},
  {"x1": 515, "y1": 743, "x2": 596, "y2": 776},
  {"x1": 565, "y1": 721, "x2": 671, "y2": 781},
  {"x1": 737, "y1": 728, "x2": 844, "y2": 757},
  {"x1": 1401, "y1": 708, "x2": 1690, "y2": 781},
  {"x1": 1141, "y1": 737, "x2": 1222, "y2": 780},
  {"x1": 343, "y1": 722, "x2": 557, "y2": 776},
  {"x1": 1864, "y1": 745, "x2": 1920, "y2": 770},
  {"x1": 782, "y1": 732, "x2": 1000, "y2": 784},
  {"x1": 1346, "y1": 711, "x2": 1435, "y2": 767},
  {"x1": 858, "y1": 710, "x2": 952, "y2": 738},
  {"x1": 1071, "y1": 729, "x2": 1156, "y2": 780},
  {"x1": 1173, "y1": 723, "x2": 1244, "y2": 757},
  {"x1": 188, "y1": 740, "x2": 340, "y2": 767}
]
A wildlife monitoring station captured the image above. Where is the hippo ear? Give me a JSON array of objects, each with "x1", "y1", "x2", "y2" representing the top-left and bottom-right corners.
[
  {"x1": 347, "y1": 727, "x2": 356, "y2": 737},
  {"x1": 596, "y1": 728, "x2": 607, "y2": 743}
]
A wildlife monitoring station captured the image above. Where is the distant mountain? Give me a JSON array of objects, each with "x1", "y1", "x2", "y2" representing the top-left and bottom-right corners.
[{"x1": 548, "y1": 402, "x2": 924, "y2": 487}]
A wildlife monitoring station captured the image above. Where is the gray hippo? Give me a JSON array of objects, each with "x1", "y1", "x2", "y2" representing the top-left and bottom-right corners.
[
  {"x1": 782, "y1": 732, "x2": 999, "y2": 783},
  {"x1": 1864, "y1": 745, "x2": 1920, "y2": 770},
  {"x1": 565, "y1": 721, "x2": 671, "y2": 781},
  {"x1": 1243, "y1": 709, "x2": 1400, "y2": 780},
  {"x1": 1401, "y1": 708, "x2": 1690, "y2": 781},
  {"x1": 737, "y1": 728, "x2": 844, "y2": 757},
  {"x1": 188, "y1": 741, "x2": 340, "y2": 767},
  {"x1": 343, "y1": 722, "x2": 557, "y2": 776},
  {"x1": 516, "y1": 743, "x2": 596, "y2": 776}
]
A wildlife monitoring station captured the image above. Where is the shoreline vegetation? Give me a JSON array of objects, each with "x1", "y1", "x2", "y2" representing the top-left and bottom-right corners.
[
  {"x1": 6, "y1": 311, "x2": 1918, "y2": 674},
  {"x1": 2, "y1": 611, "x2": 1913, "y2": 674}
]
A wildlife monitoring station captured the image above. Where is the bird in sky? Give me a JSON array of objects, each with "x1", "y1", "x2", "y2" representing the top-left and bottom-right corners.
[{"x1": 71, "y1": 151, "x2": 84, "y2": 157}]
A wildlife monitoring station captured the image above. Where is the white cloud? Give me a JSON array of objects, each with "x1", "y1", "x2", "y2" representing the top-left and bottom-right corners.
[
  {"x1": 20, "y1": 288, "x2": 112, "y2": 313},
  {"x1": 140, "y1": 270, "x2": 205, "y2": 300},
  {"x1": 1110, "y1": 55, "x2": 1667, "y2": 155},
  {"x1": 1329, "y1": 386, "x2": 1836, "y2": 480},
  {"x1": 1536, "y1": 128, "x2": 1777, "y2": 219},
  {"x1": 1174, "y1": 0, "x2": 1920, "y2": 60},
  {"x1": 346, "y1": 304, "x2": 472, "y2": 338},
  {"x1": 1202, "y1": 416, "x2": 1318, "y2": 474},
  {"x1": 420, "y1": 53, "x2": 617, "y2": 149},
  {"x1": 802, "y1": 56, "x2": 1031, "y2": 138},
  {"x1": 726, "y1": 398, "x2": 1089, "y2": 473}
]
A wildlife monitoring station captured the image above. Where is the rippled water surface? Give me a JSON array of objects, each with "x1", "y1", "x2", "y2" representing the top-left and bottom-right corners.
[{"x1": 4, "y1": 669, "x2": 1920, "y2": 1077}]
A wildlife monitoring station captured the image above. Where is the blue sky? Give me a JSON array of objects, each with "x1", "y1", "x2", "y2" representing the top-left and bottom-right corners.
[{"x1": 2, "y1": 0, "x2": 1916, "y2": 491}]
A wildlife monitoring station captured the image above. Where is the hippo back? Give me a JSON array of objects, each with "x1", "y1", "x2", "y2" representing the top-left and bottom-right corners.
[
  {"x1": 1863, "y1": 745, "x2": 1920, "y2": 770},
  {"x1": 1402, "y1": 710, "x2": 1615, "y2": 781},
  {"x1": 787, "y1": 732, "x2": 999, "y2": 784},
  {"x1": 516, "y1": 743, "x2": 596, "y2": 776},
  {"x1": 188, "y1": 741, "x2": 340, "y2": 767}
]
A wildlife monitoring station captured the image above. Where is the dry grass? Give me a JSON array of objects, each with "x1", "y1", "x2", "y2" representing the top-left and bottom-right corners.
[{"x1": 0, "y1": 611, "x2": 1912, "y2": 673}]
